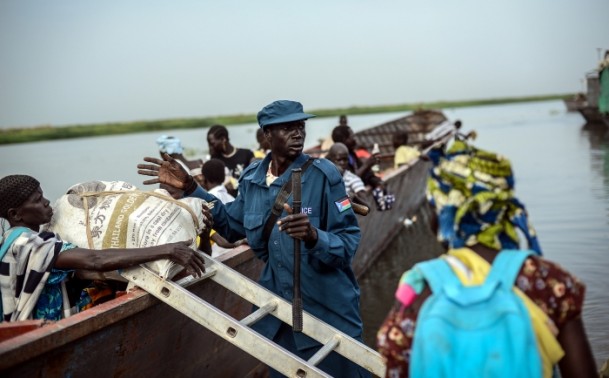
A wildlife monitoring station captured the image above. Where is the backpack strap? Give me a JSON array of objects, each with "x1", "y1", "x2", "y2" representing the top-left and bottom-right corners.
[
  {"x1": 261, "y1": 158, "x2": 314, "y2": 242},
  {"x1": 415, "y1": 257, "x2": 464, "y2": 294},
  {"x1": 0, "y1": 227, "x2": 29, "y2": 322},
  {"x1": 0, "y1": 227, "x2": 29, "y2": 262},
  {"x1": 486, "y1": 249, "x2": 533, "y2": 288}
]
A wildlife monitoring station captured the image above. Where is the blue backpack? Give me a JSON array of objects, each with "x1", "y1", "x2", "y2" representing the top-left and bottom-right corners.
[{"x1": 410, "y1": 250, "x2": 542, "y2": 378}]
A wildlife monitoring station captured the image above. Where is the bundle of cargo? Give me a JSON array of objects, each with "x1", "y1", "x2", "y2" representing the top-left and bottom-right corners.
[{"x1": 45, "y1": 180, "x2": 209, "y2": 280}]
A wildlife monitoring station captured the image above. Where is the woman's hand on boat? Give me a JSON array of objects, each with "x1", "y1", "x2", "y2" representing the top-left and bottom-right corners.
[
  {"x1": 164, "y1": 240, "x2": 206, "y2": 277},
  {"x1": 277, "y1": 203, "x2": 318, "y2": 243},
  {"x1": 137, "y1": 153, "x2": 191, "y2": 189}
]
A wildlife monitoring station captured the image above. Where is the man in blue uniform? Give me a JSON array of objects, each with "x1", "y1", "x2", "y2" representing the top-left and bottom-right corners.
[{"x1": 138, "y1": 100, "x2": 369, "y2": 377}]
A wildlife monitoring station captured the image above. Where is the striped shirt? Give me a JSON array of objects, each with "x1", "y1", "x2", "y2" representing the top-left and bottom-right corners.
[{"x1": 343, "y1": 170, "x2": 366, "y2": 196}]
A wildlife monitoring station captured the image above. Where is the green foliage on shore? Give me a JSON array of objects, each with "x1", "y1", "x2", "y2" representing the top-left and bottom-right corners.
[{"x1": 0, "y1": 94, "x2": 572, "y2": 145}]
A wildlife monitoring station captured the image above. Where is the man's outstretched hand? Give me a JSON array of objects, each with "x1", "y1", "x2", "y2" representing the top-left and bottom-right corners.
[{"x1": 137, "y1": 153, "x2": 191, "y2": 189}]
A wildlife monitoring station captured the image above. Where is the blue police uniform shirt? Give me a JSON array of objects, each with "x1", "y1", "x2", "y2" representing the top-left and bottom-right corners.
[{"x1": 190, "y1": 153, "x2": 363, "y2": 349}]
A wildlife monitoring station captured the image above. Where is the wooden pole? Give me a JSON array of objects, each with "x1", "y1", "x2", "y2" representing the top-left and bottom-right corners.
[{"x1": 291, "y1": 168, "x2": 303, "y2": 332}]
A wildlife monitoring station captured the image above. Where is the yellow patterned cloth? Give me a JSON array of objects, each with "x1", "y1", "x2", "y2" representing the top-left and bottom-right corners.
[{"x1": 427, "y1": 140, "x2": 542, "y2": 254}]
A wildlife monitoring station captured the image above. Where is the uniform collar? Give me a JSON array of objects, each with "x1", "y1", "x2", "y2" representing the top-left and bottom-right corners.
[{"x1": 250, "y1": 153, "x2": 310, "y2": 187}]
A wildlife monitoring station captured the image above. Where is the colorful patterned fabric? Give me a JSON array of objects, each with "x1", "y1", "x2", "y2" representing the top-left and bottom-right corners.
[
  {"x1": 377, "y1": 252, "x2": 585, "y2": 377},
  {"x1": 77, "y1": 281, "x2": 116, "y2": 311},
  {"x1": 32, "y1": 264, "x2": 72, "y2": 321},
  {"x1": 372, "y1": 187, "x2": 395, "y2": 211},
  {"x1": 1, "y1": 221, "x2": 112, "y2": 322},
  {"x1": 427, "y1": 140, "x2": 541, "y2": 254},
  {"x1": 0, "y1": 225, "x2": 63, "y2": 321}
]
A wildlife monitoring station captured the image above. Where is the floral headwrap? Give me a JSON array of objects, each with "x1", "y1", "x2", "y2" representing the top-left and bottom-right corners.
[{"x1": 427, "y1": 140, "x2": 542, "y2": 254}]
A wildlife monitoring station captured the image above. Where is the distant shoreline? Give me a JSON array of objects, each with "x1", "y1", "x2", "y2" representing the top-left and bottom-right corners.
[{"x1": 0, "y1": 94, "x2": 572, "y2": 145}]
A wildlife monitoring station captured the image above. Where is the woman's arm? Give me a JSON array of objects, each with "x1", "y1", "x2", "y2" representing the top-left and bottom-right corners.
[
  {"x1": 557, "y1": 316, "x2": 597, "y2": 378},
  {"x1": 54, "y1": 241, "x2": 206, "y2": 277}
]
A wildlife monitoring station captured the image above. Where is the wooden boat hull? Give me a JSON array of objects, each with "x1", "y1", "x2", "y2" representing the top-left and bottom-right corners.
[
  {"x1": 323, "y1": 109, "x2": 447, "y2": 276},
  {"x1": 352, "y1": 160, "x2": 430, "y2": 276},
  {"x1": 0, "y1": 248, "x2": 268, "y2": 377}
]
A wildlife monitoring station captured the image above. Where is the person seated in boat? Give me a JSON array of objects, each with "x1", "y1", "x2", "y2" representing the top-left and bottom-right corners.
[
  {"x1": 198, "y1": 159, "x2": 247, "y2": 256},
  {"x1": 392, "y1": 131, "x2": 425, "y2": 169},
  {"x1": 138, "y1": 100, "x2": 370, "y2": 378},
  {"x1": 330, "y1": 125, "x2": 383, "y2": 188},
  {"x1": 156, "y1": 135, "x2": 204, "y2": 183},
  {"x1": 0, "y1": 175, "x2": 206, "y2": 322},
  {"x1": 206, "y1": 124, "x2": 255, "y2": 197},
  {"x1": 377, "y1": 142, "x2": 597, "y2": 378},
  {"x1": 253, "y1": 128, "x2": 272, "y2": 161},
  {"x1": 200, "y1": 159, "x2": 235, "y2": 205},
  {"x1": 424, "y1": 120, "x2": 476, "y2": 166},
  {"x1": 326, "y1": 142, "x2": 372, "y2": 210},
  {"x1": 331, "y1": 126, "x2": 397, "y2": 211},
  {"x1": 453, "y1": 119, "x2": 477, "y2": 142}
]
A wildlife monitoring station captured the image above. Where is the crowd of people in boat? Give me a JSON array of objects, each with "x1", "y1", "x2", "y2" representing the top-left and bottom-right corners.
[{"x1": 0, "y1": 99, "x2": 602, "y2": 377}]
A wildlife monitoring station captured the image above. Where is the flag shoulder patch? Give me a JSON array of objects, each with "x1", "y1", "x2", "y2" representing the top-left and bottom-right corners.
[{"x1": 334, "y1": 197, "x2": 352, "y2": 213}]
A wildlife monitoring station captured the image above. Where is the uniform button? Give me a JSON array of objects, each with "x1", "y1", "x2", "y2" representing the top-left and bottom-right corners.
[
  {"x1": 278, "y1": 263, "x2": 282, "y2": 268},
  {"x1": 274, "y1": 240, "x2": 278, "y2": 245}
]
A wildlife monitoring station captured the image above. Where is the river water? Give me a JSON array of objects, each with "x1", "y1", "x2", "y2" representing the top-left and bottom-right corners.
[{"x1": 1, "y1": 100, "x2": 607, "y2": 366}]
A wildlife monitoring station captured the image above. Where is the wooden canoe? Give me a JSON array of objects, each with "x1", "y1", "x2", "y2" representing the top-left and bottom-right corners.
[{"x1": 306, "y1": 109, "x2": 448, "y2": 276}]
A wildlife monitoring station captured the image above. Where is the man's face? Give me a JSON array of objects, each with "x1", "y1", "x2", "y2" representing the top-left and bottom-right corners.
[
  {"x1": 207, "y1": 134, "x2": 226, "y2": 156},
  {"x1": 329, "y1": 149, "x2": 349, "y2": 173},
  {"x1": 266, "y1": 121, "x2": 306, "y2": 159}
]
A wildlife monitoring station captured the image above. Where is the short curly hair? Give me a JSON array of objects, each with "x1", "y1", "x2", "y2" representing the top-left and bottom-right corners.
[
  {"x1": 331, "y1": 126, "x2": 352, "y2": 143},
  {"x1": 0, "y1": 175, "x2": 40, "y2": 218},
  {"x1": 202, "y1": 159, "x2": 226, "y2": 184},
  {"x1": 207, "y1": 124, "x2": 229, "y2": 140}
]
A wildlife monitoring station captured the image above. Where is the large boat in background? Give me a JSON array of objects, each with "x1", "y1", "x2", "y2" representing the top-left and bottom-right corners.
[
  {"x1": 576, "y1": 59, "x2": 609, "y2": 127},
  {"x1": 308, "y1": 109, "x2": 448, "y2": 275},
  {"x1": 0, "y1": 110, "x2": 448, "y2": 377}
]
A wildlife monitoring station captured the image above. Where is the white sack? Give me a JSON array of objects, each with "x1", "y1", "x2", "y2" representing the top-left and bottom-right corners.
[{"x1": 45, "y1": 180, "x2": 207, "y2": 280}]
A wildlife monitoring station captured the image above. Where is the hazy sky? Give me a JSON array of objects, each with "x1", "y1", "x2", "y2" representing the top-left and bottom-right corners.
[{"x1": 1, "y1": 1, "x2": 608, "y2": 128}]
